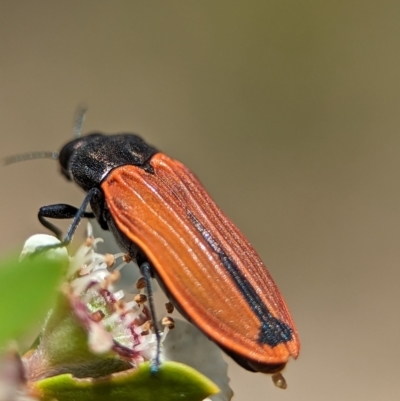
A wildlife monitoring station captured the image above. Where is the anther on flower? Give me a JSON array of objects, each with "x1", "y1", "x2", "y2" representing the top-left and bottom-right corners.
[
  {"x1": 134, "y1": 294, "x2": 148, "y2": 305},
  {"x1": 165, "y1": 302, "x2": 174, "y2": 314},
  {"x1": 136, "y1": 277, "x2": 147, "y2": 290},
  {"x1": 162, "y1": 316, "x2": 175, "y2": 330},
  {"x1": 123, "y1": 254, "x2": 132, "y2": 263}
]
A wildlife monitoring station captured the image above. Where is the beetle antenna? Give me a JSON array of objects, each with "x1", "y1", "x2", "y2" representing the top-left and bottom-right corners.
[
  {"x1": 3, "y1": 151, "x2": 59, "y2": 166},
  {"x1": 4, "y1": 106, "x2": 87, "y2": 166},
  {"x1": 73, "y1": 105, "x2": 87, "y2": 138}
]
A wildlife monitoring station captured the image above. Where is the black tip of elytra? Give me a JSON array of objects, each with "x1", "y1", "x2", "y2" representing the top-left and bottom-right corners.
[{"x1": 258, "y1": 318, "x2": 293, "y2": 347}]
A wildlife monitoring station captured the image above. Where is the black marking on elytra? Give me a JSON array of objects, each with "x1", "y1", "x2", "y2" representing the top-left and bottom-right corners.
[{"x1": 187, "y1": 211, "x2": 293, "y2": 347}]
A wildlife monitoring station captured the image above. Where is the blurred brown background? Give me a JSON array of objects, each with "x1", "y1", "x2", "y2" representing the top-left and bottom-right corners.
[{"x1": 1, "y1": 1, "x2": 400, "y2": 400}]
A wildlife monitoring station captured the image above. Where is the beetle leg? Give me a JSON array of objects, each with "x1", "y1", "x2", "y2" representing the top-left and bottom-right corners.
[
  {"x1": 38, "y1": 188, "x2": 99, "y2": 245},
  {"x1": 139, "y1": 261, "x2": 162, "y2": 373},
  {"x1": 39, "y1": 204, "x2": 95, "y2": 240}
]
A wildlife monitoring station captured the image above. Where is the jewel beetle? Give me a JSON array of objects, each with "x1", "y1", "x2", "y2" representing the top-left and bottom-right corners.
[{"x1": 10, "y1": 123, "x2": 300, "y2": 382}]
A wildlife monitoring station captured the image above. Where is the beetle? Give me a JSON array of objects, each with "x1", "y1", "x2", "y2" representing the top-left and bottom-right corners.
[{"x1": 9, "y1": 127, "x2": 300, "y2": 381}]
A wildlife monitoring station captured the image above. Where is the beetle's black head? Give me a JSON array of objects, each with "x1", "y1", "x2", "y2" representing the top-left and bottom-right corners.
[
  {"x1": 58, "y1": 133, "x2": 158, "y2": 192},
  {"x1": 58, "y1": 133, "x2": 103, "y2": 181}
]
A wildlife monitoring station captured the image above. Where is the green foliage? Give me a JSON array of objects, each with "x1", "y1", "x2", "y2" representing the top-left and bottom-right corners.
[
  {"x1": 34, "y1": 361, "x2": 219, "y2": 401},
  {"x1": 0, "y1": 253, "x2": 67, "y2": 346}
]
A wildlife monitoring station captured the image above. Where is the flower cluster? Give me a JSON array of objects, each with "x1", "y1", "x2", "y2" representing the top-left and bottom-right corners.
[
  {"x1": 22, "y1": 225, "x2": 173, "y2": 382},
  {"x1": 3, "y1": 224, "x2": 230, "y2": 401}
]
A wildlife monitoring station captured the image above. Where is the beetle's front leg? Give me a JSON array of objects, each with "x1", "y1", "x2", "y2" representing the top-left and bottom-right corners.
[
  {"x1": 39, "y1": 203, "x2": 95, "y2": 240},
  {"x1": 37, "y1": 188, "x2": 100, "y2": 251}
]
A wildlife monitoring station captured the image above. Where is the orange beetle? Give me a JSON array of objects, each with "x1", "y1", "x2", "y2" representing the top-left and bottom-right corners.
[{"x1": 35, "y1": 132, "x2": 299, "y2": 381}]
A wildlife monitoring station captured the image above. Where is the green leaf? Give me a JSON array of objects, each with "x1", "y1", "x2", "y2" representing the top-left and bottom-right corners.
[
  {"x1": 0, "y1": 253, "x2": 67, "y2": 345},
  {"x1": 34, "y1": 361, "x2": 219, "y2": 401}
]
